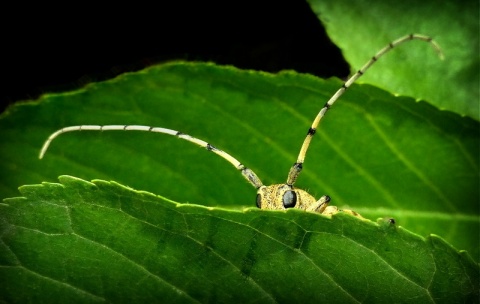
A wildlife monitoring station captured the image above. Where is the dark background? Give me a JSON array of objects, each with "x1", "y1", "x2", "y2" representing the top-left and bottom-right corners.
[{"x1": 1, "y1": 1, "x2": 349, "y2": 113}]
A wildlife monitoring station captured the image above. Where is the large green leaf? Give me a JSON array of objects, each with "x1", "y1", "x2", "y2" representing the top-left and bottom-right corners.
[
  {"x1": 1, "y1": 176, "x2": 478, "y2": 302},
  {"x1": 308, "y1": 0, "x2": 479, "y2": 119},
  {"x1": 1, "y1": 62, "x2": 478, "y2": 260},
  {"x1": 1, "y1": 62, "x2": 479, "y2": 301}
]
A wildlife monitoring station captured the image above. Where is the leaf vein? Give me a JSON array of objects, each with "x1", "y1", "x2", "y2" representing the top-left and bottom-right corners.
[
  {"x1": 16, "y1": 265, "x2": 106, "y2": 302},
  {"x1": 364, "y1": 112, "x2": 456, "y2": 212},
  {"x1": 73, "y1": 233, "x2": 201, "y2": 303},
  {"x1": 189, "y1": 212, "x2": 362, "y2": 303},
  {"x1": 322, "y1": 230, "x2": 436, "y2": 303}
]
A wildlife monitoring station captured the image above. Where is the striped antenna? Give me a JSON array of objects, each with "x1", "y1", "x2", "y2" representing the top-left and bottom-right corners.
[
  {"x1": 286, "y1": 34, "x2": 444, "y2": 186},
  {"x1": 39, "y1": 125, "x2": 264, "y2": 189}
]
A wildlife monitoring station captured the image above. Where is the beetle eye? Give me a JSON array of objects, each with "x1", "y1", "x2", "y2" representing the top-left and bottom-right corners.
[
  {"x1": 256, "y1": 194, "x2": 262, "y2": 208},
  {"x1": 282, "y1": 190, "x2": 297, "y2": 208}
]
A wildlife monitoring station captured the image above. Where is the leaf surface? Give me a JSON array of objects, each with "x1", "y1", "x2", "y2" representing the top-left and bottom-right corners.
[
  {"x1": 1, "y1": 62, "x2": 478, "y2": 261},
  {"x1": 1, "y1": 176, "x2": 478, "y2": 302}
]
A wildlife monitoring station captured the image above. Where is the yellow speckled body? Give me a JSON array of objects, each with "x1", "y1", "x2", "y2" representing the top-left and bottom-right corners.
[{"x1": 256, "y1": 184, "x2": 363, "y2": 217}]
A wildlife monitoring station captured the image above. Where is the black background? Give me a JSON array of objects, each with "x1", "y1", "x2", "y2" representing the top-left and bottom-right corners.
[{"x1": 1, "y1": 1, "x2": 349, "y2": 113}]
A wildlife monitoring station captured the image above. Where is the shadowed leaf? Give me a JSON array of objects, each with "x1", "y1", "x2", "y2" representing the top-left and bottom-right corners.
[{"x1": 308, "y1": 0, "x2": 479, "y2": 119}]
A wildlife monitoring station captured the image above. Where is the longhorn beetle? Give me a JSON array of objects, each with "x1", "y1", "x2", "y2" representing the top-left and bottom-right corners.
[{"x1": 40, "y1": 34, "x2": 443, "y2": 217}]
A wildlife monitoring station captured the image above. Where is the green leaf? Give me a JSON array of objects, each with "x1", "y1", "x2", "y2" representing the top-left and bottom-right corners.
[
  {"x1": 1, "y1": 62, "x2": 478, "y2": 263},
  {"x1": 1, "y1": 176, "x2": 478, "y2": 302},
  {"x1": 308, "y1": 0, "x2": 479, "y2": 120}
]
